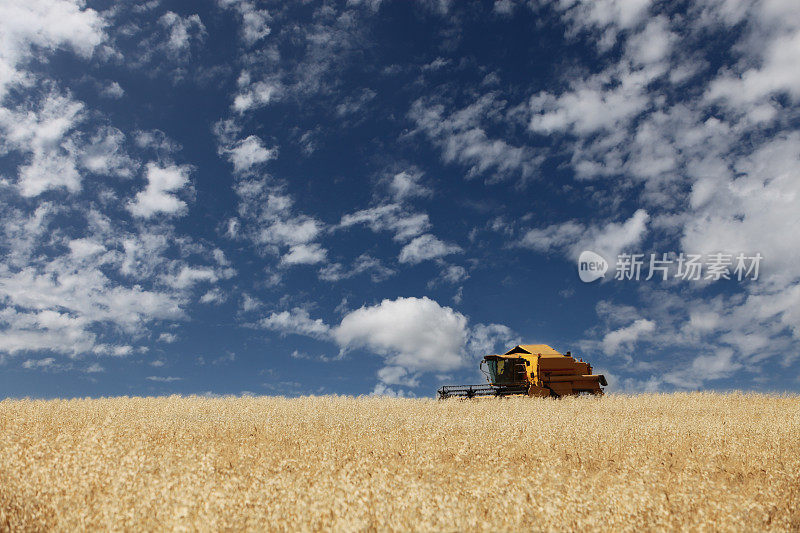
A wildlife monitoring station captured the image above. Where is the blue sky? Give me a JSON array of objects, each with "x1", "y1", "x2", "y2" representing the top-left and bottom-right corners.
[{"x1": 1, "y1": 0, "x2": 799, "y2": 398}]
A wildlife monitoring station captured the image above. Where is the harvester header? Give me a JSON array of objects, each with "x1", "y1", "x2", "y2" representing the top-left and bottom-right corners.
[{"x1": 438, "y1": 344, "x2": 607, "y2": 399}]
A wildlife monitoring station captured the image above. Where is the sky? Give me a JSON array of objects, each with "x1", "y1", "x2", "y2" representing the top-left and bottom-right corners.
[{"x1": 1, "y1": 0, "x2": 799, "y2": 398}]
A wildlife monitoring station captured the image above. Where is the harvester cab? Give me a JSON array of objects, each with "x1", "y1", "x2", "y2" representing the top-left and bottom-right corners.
[{"x1": 438, "y1": 344, "x2": 607, "y2": 399}]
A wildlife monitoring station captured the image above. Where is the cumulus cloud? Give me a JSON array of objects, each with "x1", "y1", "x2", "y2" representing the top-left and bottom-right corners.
[
  {"x1": 0, "y1": 123, "x2": 223, "y2": 362},
  {"x1": 0, "y1": 0, "x2": 107, "y2": 99},
  {"x1": 467, "y1": 323, "x2": 517, "y2": 357},
  {"x1": 334, "y1": 297, "x2": 469, "y2": 380},
  {"x1": 0, "y1": 264, "x2": 185, "y2": 356},
  {"x1": 280, "y1": 243, "x2": 327, "y2": 265},
  {"x1": 556, "y1": 0, "x2": 653, "y2": 51},
  {"x1": 682, "y1": 133, "x2": 800, "y2": 285},
  {"x1": 398, "y1": 234, "x2": 462, "y2": 264},
  {"x1": 260, "y1": 308, "x2": 331, "y2": 339},
  {"x1": 528, "y1": 15, "x2": 675, "y2": 138},
  {"x1": 127, "y1": 163, "x2": 192, "y2": 218},
  {"x1": 0, "y1": 0, "x2": 232, "y2": 369},
  {"x1": 319, "y1": 255, "x2": 395, "y2": 283},
  {"x1": 22, "y1": 357, "x2": 58, "y2": 370},
  {"x1": 158, "y1": 12, "x2": 206, "y2": 58},
  {"x1": 85, "y1": 362, "x2": 104, "y2": 373},
  {"x1": 0, "y1": 91, "x2": 85, "y2": 196},
  {"x1": 254, "y1": 295, "x2": 516, "y2": 392},
  {"x1": 200, "y1": 288, "x2": 226, "y2": 304},
  {"x1": 388, "y1": 170, "x2": 431, "y2": 202},
  {"x1": 78, "y1": 126, "x2": 136, "y2": 178},
  {"x1": 259, "y1": 216, "x2": 322, "y2": 247},
  {"x1": 222, "y1": 135, "x2": 277, "y2": 174},
  {"x1": 218, "y1": 0, "x2": 271, "y2": 45},
  {"x1": 409, "y1": 94, "x2": 540, "y2": 182},
  {"x1": 339, "y1": 204, "x2": 430, "y2": 242},
  {"x1": 704, "y1": 3, "x2": 800, "y2": 118},
  {"x1": 232, "y1": 80, "x2": 281, "y2": 113},
  {"x1": 99, "y1": 81, "x2": 124, "y2": 99},
  {"x1": 133, "y1": 129, "x2": 182, "y2": 153},
  {"x1": 663, "y1": 348, "x2": 740, "y2": 389},
  {"x1": 146, "y1": 375, "x2": 182, "y2": 382},
  {"x1": 439, "y1": 264, "x2": 468, "y2": 284},
  {"x1": 164, "y1": 266, "x2": 219, "y2": 289},
  {"x1": 527, "y1": 0, "x2": 800, "y2": 389},
  {"x1": 602, "y1": 318, "x2": 656, "y2": 354},
  {"x1": 520, "y1": 209, "x2": 649, "y2": 262},
  {"x1": 221, "y1": 153, "x2": 328, "y2": 270}
]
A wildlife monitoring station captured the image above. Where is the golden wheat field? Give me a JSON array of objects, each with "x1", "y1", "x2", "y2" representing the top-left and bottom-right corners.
[{"x1": 1, "y1": 393, "x2": 799, "y2": 532}]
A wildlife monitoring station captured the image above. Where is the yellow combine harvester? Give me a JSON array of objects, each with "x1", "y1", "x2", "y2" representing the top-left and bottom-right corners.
[{"x1": 438, "y1": 344, "x2": 607, "y2": 399}]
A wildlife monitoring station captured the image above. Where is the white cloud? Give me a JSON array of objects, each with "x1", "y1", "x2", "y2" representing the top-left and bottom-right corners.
[
  {"x1": 319, "y1": 254, "x2": 395, "y2": 283},
  {"x1": 556, "y1": 0, "x2": 653, "y2": 51},
  {"x1": 339, "y1": 204, "x2": 430, "y2": 242},
  {"x1": 22, "y1": 357, "x2": 56, "y2": 370},
  {"x1": 388, "y1": 170, "x2": 431, "y2": 202},
  {"x1": 110, "y1": 345, "x2": 133, "y2": 357},
  {"x1": 164, "y1": 266, "x2": 219, "y2": 289},
  {"x1": 240, "y1": 293, "x2": 262, "y2": 312},
  {"x1": 370, "y1": 382, "x2": 413, "y2": 397},
  {"x1": 260, "y1": 308, "x2": 331, "y2": 339},
  {"x1": 281, "y1": 243, "x2": 328, "y2": 265},
  {"x1": 705, "y1": 4, "x2": 800, "y2": 118},
  {"x1": 519, "y1": 221, "x2": 585, "y2": 253},
  {"x1": 0, "y1": 2, "x2": 221, "y2": 362},
  {"x1": 398, "y1": 234, "x2": 461, "y2": 264},
  {"x1": 226, "y1": 175, "x2": 328, "y2": 270},
  {"x1": 682, "y1": 133, "x2": 800, "y2": 285},
  {"x1": 158, "y1": 12, "x2": 205, "y2": 58},
  {"x1": 663, "y1": 348, "x2": 740, "y2": 388},
  {"x1": 133, "y1": 129, "x2": 181, "y2": 153},
  {"x1": 0, "y1": 0, "x2": 107, "y2": 99},
  {"x1": 78, "y1": 126, "x2": 136, "y2": 178},
  {"x1": 146, "y1": 375, "x2": 182, "y2": 382},
  {"x1": 440, "y1": 264, "x2": 468, "y2": 284},
  {"x1": 200, "y1": 288, "x2": 226, "y2": 304},
  {"x1": 493, "y1": 0, "x2": 515, "y2": 15},
  {"x1": 68, "y1": 238, "x2": 105, "y2": 259},
  {"x1": 85, "y1": 362, "x2": 104, "y2": 373},
  {"x1": 0, "y1": 198, "x2": 224, "y2": 359},
  {"x1": 232, "y1": 80, "x2": 281, "y2": 113},
  {"x1": 260, "y1": 217, "x2": 322, "y2": 246},
  {"x1": 586, "y1": 209, "x2": 650, "y2": 261},
  {"x1": 520, "y1": 209, "x2": 649, "y2": 262},
  {"x1": 376, "y1": 366, "x2": 418, "y2": 387},
  {"x1": 410, "y1": 94, "x2": 540, "y2": 182},
  {"x1": 0, "y1": 264, "x2": 185, "y2": 356},
  {"x1": 252, "y1": 295, "x2": 515, "y2": 391},
  {"x1": 218, "y1": 0, "x2": 271, "y2": 45},
  {"x1": 335, "y1": 89, "x2": 377, "y2": 117},
  {"x1": 0, "y1": 91, "x2": 85, "y2": 196},
  {"x1": 127, "y1": 162, "x2": 192, "y2": 218},
  {"x1": 18, "y1": 151, "x2": 82, "y2": 197},
  {"x1": 223, "y1": 135, "x2": 277, "y2": 174},
  {"x1": 467, "y1": 323, "x2": 517, "y2": 357},
  {"x1": 527, "y1": 15, "x2": 675, "y2": 138},
  {"x1": 99, "y1": 81, "x2": 124, "y2": 99},
  {"x1": 334, "y1": 297, "x2": 469, "y2": 381},
  {"x1": 158, "y1": 332, "x2": 178, "y2": 343},
  {"x1": 529, "y1": 82, "x2": 650, "y2": 136},
  {"x1": 602, "y1": 318, "x2": 656, "y2": 354}
]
